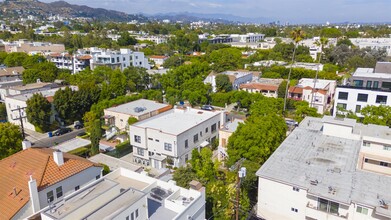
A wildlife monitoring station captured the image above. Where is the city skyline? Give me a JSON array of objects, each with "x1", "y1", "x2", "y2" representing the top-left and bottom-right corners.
[{"x1": 40, "y1": 0, "x2": 391, "y2": 24}]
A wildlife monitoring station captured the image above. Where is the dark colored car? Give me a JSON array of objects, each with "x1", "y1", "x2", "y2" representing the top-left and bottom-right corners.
[
  {"x1": 74, "y1": 121, "x2": 84, "y2": 129},
  {"x1": 54, "y1": 127, "x2": 72, "y2": 136},
  {"x1": 201, "y1": 105, "x2": 214, "y2": 111},
  {"x1": 76, "y1": 132, "x2": 87, "y2": 137}
]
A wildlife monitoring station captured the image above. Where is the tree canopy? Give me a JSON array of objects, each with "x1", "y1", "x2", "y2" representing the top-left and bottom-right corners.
[
  {"x1": 0, "y1": 123, "x2": 23, "y2": 159},
  {"x1": 26, "y1": 93, "x2": 52, "y2": 132}
]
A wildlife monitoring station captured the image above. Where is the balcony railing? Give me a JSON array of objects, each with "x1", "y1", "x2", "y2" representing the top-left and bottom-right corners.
[{"x1": 306, "y1": 202, "x2": 349, "y2": 219}]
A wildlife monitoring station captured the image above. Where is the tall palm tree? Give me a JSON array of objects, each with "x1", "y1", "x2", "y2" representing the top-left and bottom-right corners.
[
  {"x1": 283, "y1": 28, "x2": 305, "y2": 112},
  {"x1": 310, "y1": 37, "x2": 329, "y2": 108}
]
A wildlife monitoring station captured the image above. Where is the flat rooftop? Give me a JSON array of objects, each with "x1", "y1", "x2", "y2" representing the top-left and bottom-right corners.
[
  {"x1": 257, "y1": 117, "x2": 391, "y2": 214},
  {"x1": 105, "y1": 99, "x2": 171, "y2": 117},
  {"x1": 132, "y1": 108, "x2": 221, "y2": 135},
  {"x1": 10, "y1": 82, "x2": 56, "y2": 91},
  {"x1": 221, "y1": 119, "x2": 244, "y2": 133},
  {"x1": 353, "y1": 67, "x2": 391, "y2": 79},
  {"x1": 88, "y1": 153, "x2": 142, "y2": 172},
  {"x1": 298, "y1": 78, "x2": 336, "y2": 90},
  {"x1": 8, "y1": 88, "x2": 59, "y2": 102},
  {"x1": 51, "y1": 138, "x2": 91, "y2": 152}
]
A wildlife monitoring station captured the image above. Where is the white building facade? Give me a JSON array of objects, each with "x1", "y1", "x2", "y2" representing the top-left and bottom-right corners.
[
  {"x1": 256, "y1": 116, "x2": 391, "y2": 220},
  {"x1": 130, "y1": 107, "x2": 224, "y2": 168}
]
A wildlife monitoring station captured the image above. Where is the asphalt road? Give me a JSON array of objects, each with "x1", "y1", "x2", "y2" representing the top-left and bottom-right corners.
[{"x1": 30, "y1": 128, "x2": 86, "y2": 148}]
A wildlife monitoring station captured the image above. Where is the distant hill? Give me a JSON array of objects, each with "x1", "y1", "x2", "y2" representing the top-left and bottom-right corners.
[
  {"x1": 150, "y1": 12, "x2": 272, "y2": 24},
  {"x1": 1, "y1": 0, "x2": 147, "y2": 22}
]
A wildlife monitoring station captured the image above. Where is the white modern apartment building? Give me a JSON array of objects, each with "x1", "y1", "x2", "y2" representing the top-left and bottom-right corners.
[
  {"x1": 89, "y1": 48, "x2": 150, "y2": 71},
  {"x1": 39, "y1": 167, "x2": 206, "y2": 220},
  {"x1": 333, "y1": 62, "x2": 391, "y2": 117},
  {"x1": 230, "y1": 33, "x2": 265, "y2": 43},
  {"x1": 204, "y1": 70, "x2": 253, "y2": 92},
  {"x1": 48, "y1": 52, "x2": 73, "y2": 71},
  {"x1": 0, "y1": 148, "x2": 102, "y2": 220},
  {"x1": 256, "y1": 116, "x2": 391, "y2": 220},
  {"x1": 130, "y1": 107, "x2": 224, "y2": 168},
  {"x1": 135, "y1": 35, "x2": 168, "y2": 44},
  {"x1": 350, "y1": 38, "x2": 391, "y2": 56}
]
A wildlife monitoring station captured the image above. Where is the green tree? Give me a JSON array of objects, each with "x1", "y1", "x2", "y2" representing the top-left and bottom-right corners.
[
  {"x1": 215, "y1": 74, "x2": 232, "y2": 92},
  {"x1": 26, "y1": 93, "x2": 52, "y2": 132},
  {"x1": 90, "y1": 119, "x2": 102, "y2": 156},
  {"x1": 361, "y1": 105, "x2": 391, "y2": 127},
  {"x1": 54, "y1": 87, "x2": 77, "y2": 124},
  {"x1": 4, "y1": 52, "x2": 28, "y2": 67},
  {"x1": 294, "y1": 101, "x2": 320, "y2": 122},
  {"x1": 117, "y1": 32, "x2": 137, "y2": 46},
  {"x1": 0, "y1": 103, "x2": 6, "y2": 121},
  {"x1": 0, "y1": 123, "x2": 23, "y2": 159},
  {"x1": 321, "y1": 27, "x2": 342, "y2": 38},
  {"x1": 209, "y1": 48, "x2": 242, "y2": 72},
  {"x1": 278, "y1": 80, "x2": 288, "y2": 98}
]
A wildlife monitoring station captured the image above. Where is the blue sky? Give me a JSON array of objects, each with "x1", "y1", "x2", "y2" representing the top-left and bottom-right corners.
[{"x1": 41, "y1": 0, "x2": 391, "y2": 23}]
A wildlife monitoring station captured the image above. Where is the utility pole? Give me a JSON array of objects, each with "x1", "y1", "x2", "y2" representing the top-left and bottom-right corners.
[
  {"x1": 229, "y1": 158, "x2": 246, "y2": 220},
  {"x1": 11, "y1": 107, "x2": 27, "y2": 139}
]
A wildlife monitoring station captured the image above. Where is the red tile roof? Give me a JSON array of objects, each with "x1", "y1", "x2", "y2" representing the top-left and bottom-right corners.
[
  {"x1": 0, "y1": 148, "x2": 100, "y2": 219},
  {"x1": 240, "y1": 83, "x2": 278, "y2": 91},
  {"x1": 289, "y1": 86, "x2": 303, "y2": 94}
]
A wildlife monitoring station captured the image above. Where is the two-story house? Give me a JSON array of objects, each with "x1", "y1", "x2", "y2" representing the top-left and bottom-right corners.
[
  {"x1": 0, "y1": 148, "x2": 102, "y2": 220},
  {"x1": 333, "y1": 62, "x2": 391, "y2": 117},
  {"x1": 129, "y1": 107, "x2": 225, "y2": 168}
]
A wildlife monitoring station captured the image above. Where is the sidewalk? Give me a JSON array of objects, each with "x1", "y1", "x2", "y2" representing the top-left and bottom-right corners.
[{"x1": 24, "y1": 129, "x2": 49, "y2": 142}]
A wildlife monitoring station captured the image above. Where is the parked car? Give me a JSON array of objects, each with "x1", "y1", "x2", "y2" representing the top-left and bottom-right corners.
[
  {"x1": 54, "y1": 127, "x2": 72, "y2": 136},
  {"x1": 201, "y1": 105, "x2": 214, "y2": 111},
  {"x1": 74, "y1": 121, "x2": 84, "y2": 129},
  {"x1": 76, "y1": 131, "x2": 87, "y2": 137}
]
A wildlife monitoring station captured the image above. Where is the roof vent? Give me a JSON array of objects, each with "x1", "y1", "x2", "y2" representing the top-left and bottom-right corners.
[
  {"x1": 310, "y1": 180, "x2": 318, "y2": 186},
  {"x1": 134, "y1": 107, "x2": 146, "y2": 113}
]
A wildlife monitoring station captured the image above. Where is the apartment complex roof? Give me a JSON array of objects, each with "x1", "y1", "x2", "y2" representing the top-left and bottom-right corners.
[
  {"x1": 375, "y1": 62, "x2": 391, "y2": 74},
  {"x1": 104, "y1": 99, "x2": 171, "y2": 117},
  {"x1": 0, "y1": 148, "x2": 100, "y2": 219},
  {"x1": 256, "y1": 117, "x2": 391, "y2": 216},
  {"x1": 10, "y1": 82, "x2": 57, "y2": 92},
  {"x1": 132, "y1": 108, "x2": 221, "y2": 135},
  {"x1": 353, "y1": 66, "x2": 391, "y2": 79},
  {"x1": 0, "y1": 66, "x2": 24, "y2": 77},
  {"x1": 240, "y1": 83, "x2": 278, "y2": 91}
]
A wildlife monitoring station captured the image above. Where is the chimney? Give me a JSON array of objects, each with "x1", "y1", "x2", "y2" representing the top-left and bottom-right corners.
[
  {"x1": 53, "y1": 150, "x2": 64, "y2": 166},
  {"x1": 22, "y1": 140, "x2": 31, "y2": 150},
  {"x1": 28, "y1": 176, "x2": 40, "y2": 213}
]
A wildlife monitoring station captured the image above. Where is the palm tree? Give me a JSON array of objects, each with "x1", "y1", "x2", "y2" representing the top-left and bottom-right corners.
[
  {"x1": 283, "y1": 28, "x2": 305, "y2": 112},
  {"x1": 310, "y1": 37, "x2": 329, "y2": 108}
]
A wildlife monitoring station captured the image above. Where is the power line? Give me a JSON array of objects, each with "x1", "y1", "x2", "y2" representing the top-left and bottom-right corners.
[{"x1": 11, "y1": 106, "x2": 27, "y2": 139}]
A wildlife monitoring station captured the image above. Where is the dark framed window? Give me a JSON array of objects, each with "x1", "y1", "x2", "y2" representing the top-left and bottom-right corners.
[
  {"x1": 357, "y1": 93, "x2": 368, "y2": 102},
  {"x1": 338, "y1": 92, "x2": 348, "y2": 100},
  {"x1": 355, "y1": 105, "x2": 361, "y2": 113},
  {"x1": 353, "y1": 80, "x2": 363, "y2": 87},
  {"x1": 56, "y1": 186, "x2": 63, "y2": 198},
  {"x1": 373, "y1": 81, "x2": 379, "y2": 89},
  {"x1": 134, "y1": 135, "x2": 141, "y2": 143},
  {"x1": 164, "y1": 143, "x2": 172, "y2": 151},
  {"x1": 382, "y1": 82, "x2": 391, "y2": 90},
  {"x1": 185, "y1": 139, "x2": 188, "y2": 148},
  {"x1": 366, "y1": 81, "x2": 372, "y2": 88},
  {"x1": 75, "y1": 185, "x2": 80, "y2": 191},
  {"x1": 193, "y1": 134, "x2": 199, "y2": 143},
  {"x1": 376, "y1": 95, "x2": 387, "y2": 104},
  {"x1": 380, "y1": 161, "x2": 389, "y2": 167},
  {"x1": 211, "y1": 124, "x2": 217, "y2": 132},
  {"x1": 47, "y1": 191, "x2": 54, "y2": 202}
]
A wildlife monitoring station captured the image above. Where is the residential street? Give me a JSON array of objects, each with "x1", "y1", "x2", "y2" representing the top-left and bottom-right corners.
[{"x1": 25, "y1": 128, "x2": 86, "y2": 148}]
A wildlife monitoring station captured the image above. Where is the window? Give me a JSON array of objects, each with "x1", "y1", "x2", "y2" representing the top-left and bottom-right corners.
[
  {"x1": 363, "y1": 141, "x2": 371, "y2": 147},
  {"x1": 382, "y1": 81, "x2": 391, "y2": 90},
  {"x1": 47, "y1": 191, "x2": 54, "y2": 203},
  {"x1": 292, "y1": 187, "x2": 299, "y2": 192},
  {"x1": 336, "y1": 103, "x2": 347, "y2": 110},
  {"x1": 364, "y1": 158, "x2": 369, "y2": 163},
  {"x1": 131, "y1": 212, "x2": 134, "y2": 220},
  {"x1": 136, "y1": 209, "x2": 139, "y2": 218},
  {"x1": 338, "y1": 92, "x2": 348, "y2": 100},
  {"x1": 355, "y1": 105, "x2": 361, "y2": 113},
  {"x1": 137, "y1": 148, "x2": 144, "y2": 156},
  {"x1": 356, "y1": 206, "x2": 369, "y2": 215},
  {"x1": 56, "y1": 186, "x2": 63, "y2": 198},
  {"x1": 164, "y1": 143, "x2": 172, "y2": 151},
  {"x1": 193, "y1": 134, "x2": 199, "y2": 143},
  {"x1": 376, "y1": 95, "x2": 387, "y2": 104},
  {"x1": 318, "y1": 198, "x2": 339, "y2": 214},
  {"x1": 353, "y1": 80, "x2": 363, "y2": 87},
  {"x1": 185, "y1": 154, "x2": 189, "y2": 162},
  {"x1": 366, "y1": 81, "x2": 372, "y2": 88},
  {"x1": 384, "y1": 145, "x2": 391, "y2": 151},
  {"x1": 75, "y1": 185, "x2": 80, "y2": 191},
  {"x1": 134, "y1": 135, "x2": 141, "y2": 143},
  {"x1": 200, "y1": 131, "x2": 203, "y2": 137},
  {"x1": 380, "y1": 161, "x2": 389, "y2": 167},
  {"x1": 205, "y1": 127, "x2": 208, "y2": 133},
  {"x1": 155, "y1": 139, "x2": 160, "y2": 142},
  {"x1": 117, "y1": 57, "x2": 120, "y2": 62},
  {"x1": 185, "y1": 139, "x2": 188, "y2": 148},
  {"x1": 126, "y1": 216, "x2": 129, "y2": 220},
  {"x1": 211, "y1": 124, "x2": 217, "y2": 132},
  {"x1": 373, "y1": 81, "x2": 379, "y2": 89},
  {"x1": 357, "y1": 93, "x2": 368, "y2": 102},
  {"x1": 96, "y1": 175, "x2": 100, "y2": 180},
  {"x1": 148, "y1": 137, "x2": 153, "y2": 141}
]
